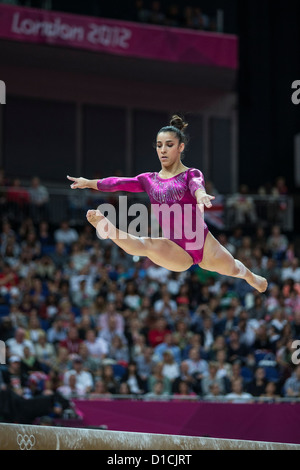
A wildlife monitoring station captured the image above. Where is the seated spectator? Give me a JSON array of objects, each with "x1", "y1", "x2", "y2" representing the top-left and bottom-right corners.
[
  {"x1": 59, "y1": 325, "x2": 83, "y2": 355},
  {"x1": 161, "y1": 350, "x2": 180, "y2": 384},
  {"x1": 261, "y1": 381, "x2": 280, "y2": 401},
  {"x1": 28, "y1": 176, "x2": 49, "y2": 223},
  {"x1": 215, "y1": 348, "x2": 232, "y2": 381},
  {"x1": 6, "y1": 327, "x2": 35, "y2": 358},
  {"x1": 50, "y1": 346, "x2": 72, "y2": 376},
  {"x1": 47, "y1": 318, "x2": 67, "y2": 346},
  {"x1": 227, "y1": 184, "x2": 257, "y2": 226},
  {"x1": 246, "y1": 366, "x2": 268, "y2": 397},
  {"x1": 185, "y1": 347, "x2": 209, "y2": 384},
  {"x1": 57, "y1": 371, "x2": 86, "y2": 399},
  {"x1": 123, "y1": 281, "x2": 141, "y2": 311},
  {"x1": 4, "y1": 355, "x2": 27, "y2": 395},
  {"x1": 201, "y1": 361, "x2": 226, "y2": 397},
  {"x1": 108, "y1": 334, "x2": 130, "y2": 365},
  {"x1": 20, "y1": 346, "x2": 43, "y2": 380},
  {"x1": 226, "y1": 328, "x2": 251, "y2": 365},
  {"x1": 266, "y1": 225, "x2": 289, "y2": 262},
  {"x1": 120, "y1": 361, "x2": 145, "y2": 395},
  {"x1": 54, "y1": 220, "x2": 79, "y2": 247},
  {"x1": 225, "y1": 377, "x2": 253, "y2": 403},
  {"x1": 148, "y1": 317, "x2": 171, "y2": 348},
  {"x1": 281, "y1": 258, "x2": 300, "y2": 283},
  {"x1": 173, "y1": 380, "x2": 197, "y2": 400},
  {"x1": 130, "y1": 0, "x2": 151, "y2": 23},
  {"x1": 34, "y1": 331, "x2": 56, "y2": 373},
  {"x1": 148, "y1": 362, "x2": 171, "y2": 395},
  {"x1": 89, "y1": 379, "x2": 112, "y2": 400},
  {"x1": 153, "y1": 291, "x2": 177, "y2": 324},
  {"x1": 49, "y1": 242, "x2": 69, "y2": 270},
  {"x1": 100, "y1": 364, "x2": 119, "y2": 394},
  {"x1": 153, "y1": 332, "x2": 181, "y2": 364},
  {"x1": 204, "y1": 382, "x2": 224, "y2": 401},
  {"x1": 148, "y1": 0, "x2": 165, "y2": 25},
  {"x1": 164, "y1": 3, "x2": 182, "y2": 27},
  {"x1": 145, "y1": 379, "x2": 170, "y2": 400},
  {"x1": 63, "y1": 356, "x2": 94, "y2": 395},
  {"x1": 97, "y1": 301, "x2": 125, "y2": 336},
  {"x1": 283, "y1": 365, "x2": 300, "y2": 398},
  {"x1": 6, "y1": 178, "x2": 30, "y2": 221}
]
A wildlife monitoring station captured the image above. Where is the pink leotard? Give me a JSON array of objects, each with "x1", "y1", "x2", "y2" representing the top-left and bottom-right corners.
[{"x1": 97, "y1": 168, "x2": 209, "y2": 265}]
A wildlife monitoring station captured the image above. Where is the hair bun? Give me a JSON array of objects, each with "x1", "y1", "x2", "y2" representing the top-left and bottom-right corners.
[{"x1": 170, "y1": 115, "x2": 188, "y2": 132}]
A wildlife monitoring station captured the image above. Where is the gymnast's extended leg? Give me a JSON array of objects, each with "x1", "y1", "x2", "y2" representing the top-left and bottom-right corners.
[
  {"x1": 199, "y1": 232, "x2": 268, "y2": 292},
  {"x1": 86, "y1": 209, "x2": 193, "y2": 273}
]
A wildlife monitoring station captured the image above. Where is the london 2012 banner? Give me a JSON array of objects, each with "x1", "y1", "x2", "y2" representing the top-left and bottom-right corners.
[{"x1": 0, "y1": 4, "x2": 237, "y2": 69}]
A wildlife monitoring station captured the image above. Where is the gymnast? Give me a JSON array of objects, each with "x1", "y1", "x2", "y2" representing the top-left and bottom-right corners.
[{"x1": 67, "y1": 115, "x2": 267, "y2": 293}]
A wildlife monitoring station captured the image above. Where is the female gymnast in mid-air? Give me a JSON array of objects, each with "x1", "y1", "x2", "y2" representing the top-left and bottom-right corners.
[{"x1": 67, "y1": 115, "x2": 267, "y2": 293}]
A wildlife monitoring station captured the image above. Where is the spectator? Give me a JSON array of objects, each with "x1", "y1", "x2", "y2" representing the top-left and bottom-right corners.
[
  {"x1": 201, "y1": 361, "x2": 226, "y2": 397},
  {"x1": 28, "y1": 176, "x2": 49, "y2": 223},
  {"x1": 226, "y1": 328, "x2": 251, "y2": 365},
  {"x1": 283, "y1": 365, "x2": 300, "y2": 398},
  {"x1": 185, "y1": 347, "x2": 209, "y2": 383},
  {"x1": 145, "y1": 379, "x2": 170, "y2": 400},
  {"x1": 97, "y1": 301, "x2": 125, "y2": 336},
  {"x1": 89, "y1": 379, "x2": 112, "y2": 400},
  {"x1": 4, "y1": 356, "x2": 26, "y2": 395},
  {"x1": 63, "y1": 356, "x2": 94, "y2": 395},
  {"x1": 148, "y1": 1, "x2": 165, "y2": 25},
  {"x1": 34, "y1": 331, "x2": 56, "y2": 373},
  {"x1": 108, "y1": 334, "x2": 130, "y2": 365},
  {"x1": 261, "y1": 381, "x2": 280, "y2": 401},
  {"x1": 148, "y1": 362, "x2": 171, "y2": 395},
  {"x1": 227, "y1": 184, "x2": 257, "y2": 226},
  {"x1": 6, "y1": 178, "x2": 30, "y2": 221},
  {"x1": 161, "y1": 350, "x2": 180, "y2": 383},
  {"x1": 59, "y1": 325, "x2": 83, "y2": 355},
  {"x1": 173, "y1": 380, "x2": 197, "y2": 400},
  {"x1": 225, "y1": 377, "x2": 253, "y2": 403},
  {"x1": 120, "y1": 361, "x2": 145, "y2": 394},
  {"x1": 57, "y1": 371, "x2": 86, "y2": 399},
  {"x1": 246, "y1": 366, "x2": 268, "y2": 397},
  {"x1": 148, "y1": 317, "x2": 171, "y2": 348},
  {"x1": 281, "y1": 258, "x2": 300, "y2": 283},
  {"x1": 54, "y1": 220, "x2": 79, "y2": 247},
  {"x1": 204, "y1": 382, "x2": 224, "y2": 401},
  {"x1": 131, "y1": 0, "x2": 150, "y2": 23},
  {"x1": 51, "y1": 346, "x2": 72, "y2": 376},
  {"x1": 266, "y1": 225, "x2": 289, "y2": 262},
  {"x1": 6, "y1": 327, "x2": 35, "y2": 358},
  {"x1": 153, "y1": 332, "x2": 181, "y2": 364},
  {"x1": 100, "y1": 364, "x2": 119, "y2": 394}
]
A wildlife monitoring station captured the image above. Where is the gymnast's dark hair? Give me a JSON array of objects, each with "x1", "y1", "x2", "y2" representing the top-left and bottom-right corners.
[{"x1": 157, "y1": 114, "x2": 189, "y2": 146}]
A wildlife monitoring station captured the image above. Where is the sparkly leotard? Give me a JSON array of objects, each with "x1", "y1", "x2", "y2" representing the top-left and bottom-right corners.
[{"x1": 97, "y1": 168, "x2": 209, "y2": 265}]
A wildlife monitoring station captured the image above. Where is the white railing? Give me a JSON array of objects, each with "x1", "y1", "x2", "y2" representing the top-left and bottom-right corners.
[{"x1": 1, "y1": 186, "x2": 294, "y2": 232}]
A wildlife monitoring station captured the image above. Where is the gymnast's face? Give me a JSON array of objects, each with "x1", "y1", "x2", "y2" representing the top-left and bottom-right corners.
[{"x1": 156, "y1": 132, "x2": 185, "y2": 168}]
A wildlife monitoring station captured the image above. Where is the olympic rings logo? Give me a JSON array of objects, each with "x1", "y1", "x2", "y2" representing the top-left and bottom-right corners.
[{"x1": 17, "y1": 433, "x2": 36, "y2": 450}]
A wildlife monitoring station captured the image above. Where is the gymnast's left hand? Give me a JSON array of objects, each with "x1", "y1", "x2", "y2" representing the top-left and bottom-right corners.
[{"x1": 196, "y1": 193, "x2": 215, "y2": 214}]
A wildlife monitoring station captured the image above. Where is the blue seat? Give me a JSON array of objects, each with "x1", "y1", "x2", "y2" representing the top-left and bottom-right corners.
[
  {"x1": 0, "y1": 305, "x2": 10, "y2": 317},
  {"x1": 112, "y1": 364, "x2": 127, "y2": 381},
  {"x1": 263, "y1": 366, "x2": 280, "y2": 383},
  {"x1": 241, "y1": 366, "x2": 254, "y2": 383}
]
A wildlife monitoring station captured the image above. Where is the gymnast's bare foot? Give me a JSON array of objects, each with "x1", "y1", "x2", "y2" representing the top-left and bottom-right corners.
[
  {"x1": 247, "y1": 274, "x2": 268, "y2": 293},
  {"x1": 86, "y1": 209, "x2": 115, "y2": 239}
]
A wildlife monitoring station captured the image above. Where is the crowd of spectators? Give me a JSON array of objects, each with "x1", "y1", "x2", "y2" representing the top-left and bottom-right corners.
[{"x1": 0, "y1": 175, "x2": 299, "y2": 414}]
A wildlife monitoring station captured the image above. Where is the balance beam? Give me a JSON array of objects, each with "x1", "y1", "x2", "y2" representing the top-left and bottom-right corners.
[{"x1": 0, "y1": 423, "x2": 299, "y2": 450}]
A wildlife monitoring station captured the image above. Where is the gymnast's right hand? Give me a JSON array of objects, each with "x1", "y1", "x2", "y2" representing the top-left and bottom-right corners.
[{"x1": 67, "y1": 175, "x2": 90, "y2": 189}]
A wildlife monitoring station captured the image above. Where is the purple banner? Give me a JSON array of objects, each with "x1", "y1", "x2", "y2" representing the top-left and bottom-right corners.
[
  {"x1": 72, "y1": 400, "x2": 300, "y2": 444},
  {"x1": 0, "y1": 4, "x2": 238, "y2": 69}
]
